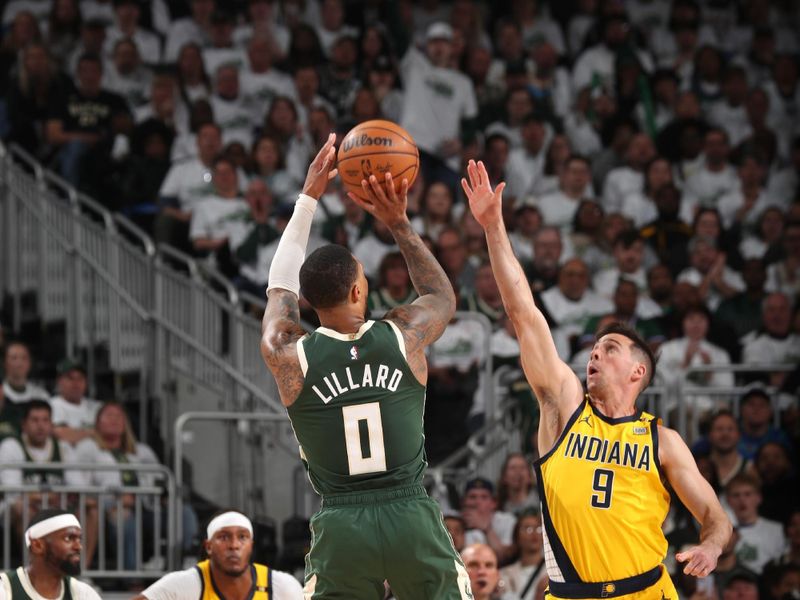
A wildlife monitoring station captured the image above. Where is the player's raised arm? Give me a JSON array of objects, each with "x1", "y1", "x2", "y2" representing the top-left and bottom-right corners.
[
  {"x1": 348, "y1": 173, "x2": 456, "y2": 382},
  {"x1": 660, "y1": 425, "x2": 732, "y2": 577},
  {"x1": 260, "y1": 133, "x2": 338, "y2": 405},
  {"x1": 461, "y1": 160, "x2": 582, "y2": 420}
]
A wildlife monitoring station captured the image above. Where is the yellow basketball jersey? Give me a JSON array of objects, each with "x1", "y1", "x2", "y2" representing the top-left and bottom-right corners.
[
  {"x1": 195, "y1": 560, "x2": 271, "y2": 600},
  {"x1": 535, "y1": 397, "x2": 670, "y2": 584}
]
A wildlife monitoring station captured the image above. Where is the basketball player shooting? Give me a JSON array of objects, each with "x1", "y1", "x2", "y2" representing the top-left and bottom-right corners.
[
  {"x1": 461, "y1": 160, "x2": 731, "y2": 600},
  {"x1": 260, "y1": 133, "x2": 472, "y2": 599}
]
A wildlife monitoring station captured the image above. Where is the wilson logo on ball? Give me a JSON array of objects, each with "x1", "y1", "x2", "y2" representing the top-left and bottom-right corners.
[{"x1": 342, "y1": 133, "x2": 394, "y2": 152}]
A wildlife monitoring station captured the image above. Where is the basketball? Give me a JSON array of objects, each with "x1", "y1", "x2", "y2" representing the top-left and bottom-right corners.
[{"x1": 337, "y1": 120, "x2": 419, "y2": 202}]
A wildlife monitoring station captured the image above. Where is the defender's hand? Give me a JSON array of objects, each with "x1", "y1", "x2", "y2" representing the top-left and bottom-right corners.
[
  {"x1": 302, "y1": 132, "x2": 338, "y2": 199},
  {"x1": 348, "y1": 172, "x2": 410, "y2": 228},
  {"x1": 461, "y1": 159, "x2": 505, "y2": 230}
]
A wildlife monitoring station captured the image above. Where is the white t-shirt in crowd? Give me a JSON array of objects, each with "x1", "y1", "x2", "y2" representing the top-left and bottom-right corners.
[
  {"x1": 537, "y1": 190, "x2": 581, "y2": 232},
  {"x1": 602, "y1": 166, "x2": 643, "y2": 215},
  {"x1": 49, "y1": 396, "x2": 103, "y2": 430},
  {"x1": 676, "y1": 266, "x2": 745, "y2": 311},
  {"x1": 741, "y1": 331, "x2": 800, "y2": 366},
  {"x1": 0, "y1": 435, "x2": 86, "y2": 487},
  {"x1": 0, "y1": 568, "x2": 101, "y2": 600},
  {"x1": 681, "y1": 164, "x2": 739, "y2": 218},
  {"x1": 400, "y1": 46, "x2": 477, "y2": 171},
  {"x1": 103, "y1": 25, "x2": 162, "y2": 65},
  {"x1": 158, "y1": 158, "x2": 215, "y2": 213},
  {"x1": 240, "y1": 68, "x2": 295, "y2": 122},
  {"x1": 202, "y1": 47, "x2": 247, "y2": 79},
  {"x1": 505, "y1": 148, "x2": 546, "y2": 201},
  {"x1": 209, "y1": 95, "x2": 256, "y2": 148},
  {"x1": 539, "y1": 287, "x2": 613, "y2": 359},
  {"x1": 465, "y1": 511, "x2": 517, "y2": 547},
  {"x1": 735, "y1": 517, "x2": 786, "y2": 574},
  {"x1": 164, "y1": 19, "x2": 210, "y2": 63},
  {"x1": 189, "y1": 196, "x2": 252, "y2": 249},
  {"x1": 141, "y1": 565, "x2": 303, "y2": 600},
  {"x1": 73, "y1": 437, "x2": 160, "y2": 488},
  {"x1": 592, "y1": 266, "x2": 648, "y2": 299},
  {"x1": 2, "y1": 380, "x2": 49, "y2": 403}
]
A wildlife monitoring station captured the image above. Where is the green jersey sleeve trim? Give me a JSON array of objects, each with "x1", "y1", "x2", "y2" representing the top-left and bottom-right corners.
[{"x1": 384, "y1": 320, "x2": 407, "y2": 360}]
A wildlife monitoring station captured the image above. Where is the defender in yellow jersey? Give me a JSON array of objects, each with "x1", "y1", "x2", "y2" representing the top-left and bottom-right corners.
[
  {"x1": 462, "y1": 160, "x2": 732, "y2": 599},
  {"x1": 134, "y1": 511, "x2": 303, "y2": 600}
]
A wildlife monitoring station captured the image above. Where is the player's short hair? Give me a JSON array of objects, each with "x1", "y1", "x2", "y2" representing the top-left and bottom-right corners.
[
  {"x1": 725, "y1": 472, "x2": 761, "y2": 495},
  {"x1": 300, "y1": 244, "x2": 359, "y2": 309},
  {"x1": 595, "y1": 322, "x2": 657, "y2": 388}
]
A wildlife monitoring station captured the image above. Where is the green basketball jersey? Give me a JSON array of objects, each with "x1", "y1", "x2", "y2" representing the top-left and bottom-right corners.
[{"x1": 287, "y1": 320, "x2": 427, "y2": 496}]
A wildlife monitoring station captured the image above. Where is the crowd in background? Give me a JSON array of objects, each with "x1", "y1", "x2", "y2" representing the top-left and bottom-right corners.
[{"x1": 0, "y1": 0, "x2": 799, "y2": 597}]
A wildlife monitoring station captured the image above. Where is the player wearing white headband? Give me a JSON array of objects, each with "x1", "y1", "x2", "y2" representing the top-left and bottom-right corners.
[
  {"x1": 0, "y1": 509, "x2": 101, "y2": 600},
  {"x1": 133, "y1": 510, "x2": 302, "y2": 600}
]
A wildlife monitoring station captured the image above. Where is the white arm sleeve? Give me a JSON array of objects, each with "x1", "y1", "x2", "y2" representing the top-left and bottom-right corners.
[
  {"x1": 141, "y1": 568, "x2": 203, "y2": 600},
  {"x1": 267, "y1": 194, "x2": 318, "y2": 297},
  {"x1": 272, "y1": 570, "x2": 304, "y2": 598}
]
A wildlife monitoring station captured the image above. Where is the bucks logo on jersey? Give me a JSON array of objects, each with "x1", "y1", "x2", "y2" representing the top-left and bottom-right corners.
[{"x1": 288, "y1": 320, "x2": 428, "y2": 496}]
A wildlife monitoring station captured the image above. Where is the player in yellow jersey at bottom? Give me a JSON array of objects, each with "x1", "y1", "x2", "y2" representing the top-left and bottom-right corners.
[
  {"x1": 132, "y1": 510, "x2": 302, "y2": 600},
  {"x1": 461, "y1": 160, "x2": 732, "y2": 600}
]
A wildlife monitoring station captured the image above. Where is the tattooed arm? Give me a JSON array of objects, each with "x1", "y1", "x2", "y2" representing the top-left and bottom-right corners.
[
  {"x1": 348, "y1": 174, "x2": 456, "y2": 384},
  {"x1": 260, "y1": 133, "x2": 337, "y2": 406}
]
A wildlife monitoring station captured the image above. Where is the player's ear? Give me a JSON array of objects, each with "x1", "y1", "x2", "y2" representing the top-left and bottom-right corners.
[
  {"x1": 631, "y1": 361, "x2": 646, "y2": 384},
  {"x1": 349, "y1": 280, "x2": 361, "y2": 304}
]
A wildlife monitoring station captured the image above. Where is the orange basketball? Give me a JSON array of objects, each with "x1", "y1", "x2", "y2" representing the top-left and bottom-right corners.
[{"x1": 337, "y1": 120, "x2": 419, "y2": 202}]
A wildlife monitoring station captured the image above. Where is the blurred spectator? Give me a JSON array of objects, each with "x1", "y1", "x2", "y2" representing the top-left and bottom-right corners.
[
  {"x1": 411, "y1": 182, "x2": 456, "y2": 240},
  {"x1": 495, "y1": 453, "x2": 538, "y2": 516},
  {"x1": 201, "y1": 10, "x2": 245, "y2": 76},
  {"x1": 45, "y1": 52, "x2": 129, "y2": 186},
  {"x1": 0, "y1": 11, "x2": 42, "y2": 91},
  {"x1": 320, "y1": 191, "x2": 370, "y2": 249},
  {"x1": 400, "y1": 21, "x2": 478, "y2": 188},
  {"x1": 210, "y1": 64, "x2": 256, "y2": 148},
  {"x1": 741, "y1": 292, "x2": 799, "y2": 387},
  {"x1": 105, "y1": 38, "x2": 153, "y2": 111},
  {"x1": 720, "y1": 570, "x2": 759, "y2": 600},
  {"x1": 233, "y1": 0, "x2": 290, "y2": 60},
  {"x1": 189, "y1": 155, "x2": 249, "y2": 264},
  {"x1": 176, "y1": 42, "x2": 211, "y2": 105},
  {"x1": 593, "y1": 230, "x2": 648, "y2": 299},
  {"x1": 602, "y1": 133, "x2": 656, "y2": 215},
  {"x1": 708, "y1": 529, "x2": 756, "y2": 594},
  {"x1": 459, "y1": 263, "x2": 504, "y2": 328},
  {"x1": 537, "y1": 156, "x2": 593, "y2": 233},
  {"x1": 715, "y1": 259, "x2": 767, "y2": 340},
  {"x1": 621, "y1": 156, "x2": 673, "y2": 229},
  {"x1": 528, "y1": 39, "x2": 573, "y2": 121},
  {"x1": 3, "y1": 42, "x2": 71, "y2": 157},
  {"x1": 462, "y1": 477, "x2": 515, "y2": 566},
  {"x1": 765, "y1": 221, "x2": 800, "y2": 298},
  {"x1": 65, "y1": 17, "x2": 106, "y2": 78},
  {"x1": 581, "y1": 212, "x2": 631, "y2": 275},
  {"x1": 461, "y1": 543, "x2": 502, "y2": 600},
  {"x1": 365, "y1": 55, "x2": 404, "y2": 124},
  {"x1": 505, "y1": 116, "x2": 547, "y2": 202},
  {"x1": 103, "y1": 0, "x2": 161, "y2": 66},
  {"x1": 437, "y1": 226, "x2": 477, "y2": 295},
  {"x1": 318, "y1": 33, "x2": 360, "y2": 120},
  {"x1": 677, "y1": 235, "x2": 744, "y2": 310},
  {"x1": 707, "y1": 410, "x2": 752, "y2": 488},
  {"x1": 74, "y1": 402, "x2": 198, "y2": 570},
  {"x1": 508, "y1": 200, "x2": 542, "y2": 266},
  {"x1": 539, "y1": 258, "x2": 613, "y2": 359},
  {"x1": 755, "y1": 442, "x2": 799, "y2": 525},
  {"x1": 240, "y1": 36, "x2": 294, "y2": 122},
  {"x1": 367, "y1": 252, "x2": 417, "y2": 316},
  {"x1": 0, "y1": 399, "x2": 95, "y2": 561},
  {"x1": 314, "y1": 0, "x2": 358, "y2": 58},
  {"x1": 155, "y1": 121, "x2": 221, "y2": 247},
  {"x1": 44, "y1": 0, "x2": 82, "y2": 62},
  {"x1": 291, "y1": 65, "x2": 333, "y2": 130},
  {"x1": 499, "y1": 509, "x2": 546, "y2": 599},
  {"x1": 525, "y1": 226, "x2": 563, "y2": 293},
  {"x1": 726, "y1": 473, "x2": 785, "y2": 574},
  {"x1": 164, "y1": 0, "x2": 215, "y2": 63},
  {"x1": 769, "y1": 565, "x2": 800, "y2": 600},
  {"x1": 738, "y1": 387, "x2": 793, "y2": 461},
  {"x1": 443, "y1": 510, "x2": 466, "y2": 553},
  {"x1": 49, "y1": 358, "x2": 102, "y2": 446},
  {"x1": 657, "y1": 304, "x2": 734, "y2": 411},
  {"x1": 645, "y1": 264, "x2": 674, "y2": 317},
  {"x1": 772, "y1": 510, "x2": 800, "y2": 568},
  {"x1": 1, "y1": 341, "x2": 49, "y2": 438},
  {"x1": 682, "y1": 128, "x2": 738, "y2": 220},
  {"x1": 718, "y1": 153, "x2": 778, "y2": 231},
  {"x1": 739, "y1": 207, "x2": 785, "y2": 263},
  {"x1": 248, "y1": 134, "x2": 297, "y2": 205},
  {"x1": 535, "y1": 133, "x2": 572, "y2": 197},
  {"x1": 709, "y1": 66, "x2": 751, "y2": 147},
  {"x1": 353, "y1": 219, "x2": 397, "y2": 282}
]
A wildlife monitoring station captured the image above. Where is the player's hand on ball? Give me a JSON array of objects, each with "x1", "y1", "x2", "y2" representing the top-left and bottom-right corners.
[
  {"x1": 461, "y1": 159, "x2": 505, "y2": 229},
  {"x1": 348, "y1": 172, "x2": 409, "y2": 228},
  {"x1": 302, "y1": 132, "x2": 338, "y2": 199},
  {"x1": 676, "y1": 543, "x2": 721, "y2": 577}
]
